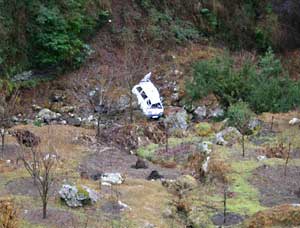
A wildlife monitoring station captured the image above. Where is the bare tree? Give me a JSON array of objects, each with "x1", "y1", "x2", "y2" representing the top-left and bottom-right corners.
[
  {"x1": 0, "y1": 85, "x2": 19, "y2": 158},
  {"x1": 17, "y1": 129, "x2": 57, "y2": 219},
  {"x1": 284, "y1": 142, "x2": 292, "y2": 176}
]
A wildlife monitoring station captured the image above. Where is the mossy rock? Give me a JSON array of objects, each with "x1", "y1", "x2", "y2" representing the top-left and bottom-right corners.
[{"x1": 195, "y1": 122, "x2": 213, "y2": 137}]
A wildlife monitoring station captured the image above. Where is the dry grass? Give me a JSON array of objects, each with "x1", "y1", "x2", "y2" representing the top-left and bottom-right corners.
[{"x1": 0, "y1": 197, "x2": 18, "y2": 228}]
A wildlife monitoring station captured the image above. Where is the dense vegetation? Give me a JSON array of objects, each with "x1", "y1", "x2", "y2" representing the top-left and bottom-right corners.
[
  {"x1": 0, "y1": 0, "x2": 109, "y2": 78},
  {"x1": 186, "y1": 49, "x2": 300, "y2": 113}
]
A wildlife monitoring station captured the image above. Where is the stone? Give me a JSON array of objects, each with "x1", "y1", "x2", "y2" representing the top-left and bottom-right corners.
[
  {"x1": 147, "y1": 170, "x2": 164, "y2": 180},
  {"x1": 12, "y1": 70, "x2": 33, "y2": 82},
  {"x1": 59, "y1": 184, "x2": 98, "y2": 208},
  {"x1": 257, "y1": 155, "x2": 267, "y2": 161},
  {"x1": 194, "y1": 106, "x2": 207, "y2": 120},
  {"x1": 117, "y1": 200, "x2": 131, "y2": 211},
  {"x1": 100, "y1": 173, "x2": 124, "y2": 185},
  {"x1": 32, "y1": 104, "x2": 42, "y2": 111},
  {"x1": 289, "y1": 118, "x2": 300, "y2": 125},
  {"x1": 202, "y1": 156, "x2": 210, "y2": 173},
  {"x1": 60, "y1": 106, "x2": 75, "y2": 113},
  {"x1": 164, "y1": 107, "x2": 189, "y2": 131},
  {"x1": 208, "y1": 107, "x2": 224, "y2": 119},
  {"x1": 198, "y1": 141, "x2": 213, "y2": 154},
  {"x1": 215, "y1": 127, "x2": 242, "y2": 146},
  {"x1": 66, "y1": 117, "x2": 82, "y2": 127},
  {"x1": 248, "y1": 118, "x2": 263, "y2": 132},
  {"x1": 195, "y1": 122, "x2": 213, "y2": 137},
  {"x1": 36, "y1": 108, "x2": 61, "y2": 123},
  {"x1": 133, "y1": 158, "x2": 148, "y2": 169}
]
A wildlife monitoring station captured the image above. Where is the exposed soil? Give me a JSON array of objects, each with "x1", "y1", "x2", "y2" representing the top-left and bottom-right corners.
[
  {"x1": 22, "y1": 208, "x2": 77, "y2": 227},
  {"x1": 6, "y1": 177, "x2": 59, "y2": 197},
  {"x1": 211, "y1": 212, "x2": 244, "y2": 226},
  {"x1": 0, "y1": 144, "x2": 21, "y2": 161},
  {"x1": 250, "y1": 165, "x2": 300, "y2": 207},
  {"x1": 79, "y1": 146, "x2": 183, "y2": 180}
]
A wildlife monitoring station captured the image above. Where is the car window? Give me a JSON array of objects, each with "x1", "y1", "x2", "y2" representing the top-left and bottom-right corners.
[
  {"x1": 136, "y1": 87, "x2": 142, "y2": 93},
  {"x1": 151, "y1": 103, "x2": 162, "y2": 109},
  {"x1": 141, "y1": 91, "x2": 148, "y2": 99},
  {"x1": 147, "y1": 100, "x2": 151, "y2": 106}
]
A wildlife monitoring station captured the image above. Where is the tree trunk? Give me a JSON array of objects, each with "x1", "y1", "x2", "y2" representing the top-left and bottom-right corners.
[
  {"x1": 223, "y1": 187, "x2": 227, "y2": 224},
  {"x1": 1, "y1": 133, "x2": 4, "y2": 158},
  {"x1": 129, "y1": 94, "x2": 133, "y2": 123},
  {"x1": 242, "y1": 134, "x2": 245, "y2": 157},
  {"x1": 42, "y1": 201, "x2": 47, "y2": 219},
  {"x1": 165, "y1": 127, "x2": 169, "y2": 155},
  {"x1": 96, "y1": 115, "x2": 100, "y2": 139}
]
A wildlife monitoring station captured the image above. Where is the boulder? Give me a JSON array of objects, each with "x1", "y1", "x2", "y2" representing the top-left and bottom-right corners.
[
  {"x1": 197, "y1": 141, "x2": 213, "y2": 155},
  {"x1": 66, "y1": 117, "x2": 82, "y2": 127},
  {"x1": 100, "y1": 173, "x2": 124, "y2": 185},
  {"x1": 32, "y1": 104, "x2": 42, "y2": 111},
  {"x1": 36, "y1": 108, "x2": 61, "y2": 123},
  {"x1": 147, "y1": 170, "x2": 164, "y2": 180},
  {"x1": 215, "y1": 127, "x2": 242, "y2": 146},
  {"x1": 289, "y1": 118, "x2": 300, "y2": 125},
  {"x1": 133, "y1": 158, "x2": 148, "y2": 169},
  {"x1": 194, "y1": 106, "x2": 207, "y2": 120},
  {"x1": 60, "y1": 106, "x2": 75, "y2": 113},
  {"x1": 59, "y1": 184, "x2": 98, "y2": 207},
  {"x1": 208, "y1": 107, "x2": 224, "y2": 119},
  {"x1": 195, "y1": 122, "x2": 213, "y2": 137},
  {"x1": 248, "y1": 118, "x2": 263, "y2": 132},
  {"x1": 164, "y1": 107, "x2": 189, "y2": 131}
]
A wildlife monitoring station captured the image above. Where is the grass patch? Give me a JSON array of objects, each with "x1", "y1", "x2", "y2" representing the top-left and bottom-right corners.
[{"x1": 228, "y1": 160, "x2": 266, "y2": 215}]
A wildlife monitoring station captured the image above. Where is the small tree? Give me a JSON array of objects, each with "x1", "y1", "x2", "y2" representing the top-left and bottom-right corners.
[
  {"x1": 17, "y1": 130, "x2": 57, "y2": 219},
  {"x1": 227, "y1": 102, "x2": 254, "y2": 157}
]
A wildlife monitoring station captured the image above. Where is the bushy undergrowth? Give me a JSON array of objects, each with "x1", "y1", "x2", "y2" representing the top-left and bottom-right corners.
[
  {"x1": 186, "y1": 49, "x2": 300, "y2": 113},
  {"x1": 0, "y1": 0, "x2": 110, "y2": 78}
]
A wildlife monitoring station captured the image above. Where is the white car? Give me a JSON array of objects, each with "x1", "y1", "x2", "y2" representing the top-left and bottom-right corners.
[{"x1": 132, "y1": 72, "x2": 164, "y2": 119}]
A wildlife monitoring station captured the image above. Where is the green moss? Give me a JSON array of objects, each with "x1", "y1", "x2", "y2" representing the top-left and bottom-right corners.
[
  {"x1": 136, "y1": 143, "x2": 159, "y2": 160},
  {"x1": 195, "y1": 122, "x2": 213, "y2": 137}
]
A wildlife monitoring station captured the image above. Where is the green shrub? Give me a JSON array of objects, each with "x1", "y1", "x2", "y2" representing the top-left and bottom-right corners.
[
  {"x1": 0, "y1": 0, "x2": 110, "y2": 78},
  {"x1": 186, "y1": 48, "x2": 300, "y2": 113}
]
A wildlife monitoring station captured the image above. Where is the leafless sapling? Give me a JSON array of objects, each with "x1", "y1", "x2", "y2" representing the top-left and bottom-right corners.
[{"x1": 17, "y1": 130, "x2": 57, "y2": 219}]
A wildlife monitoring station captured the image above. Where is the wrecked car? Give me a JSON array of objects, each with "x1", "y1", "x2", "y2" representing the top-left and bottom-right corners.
[{"x1": 132, "y1": 72, "x2": 164, "y2": 119}]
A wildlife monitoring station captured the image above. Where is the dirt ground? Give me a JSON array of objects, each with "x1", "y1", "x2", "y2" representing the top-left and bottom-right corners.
[
  {"x1": 79, "y1": 146, "x2": 183, "y2": 180},
  {"x1": 250, "y1": 165, "x2": 300, "y2": 207}
]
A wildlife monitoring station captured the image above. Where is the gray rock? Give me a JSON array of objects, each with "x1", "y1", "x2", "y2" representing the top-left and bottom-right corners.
[
  {"x1": 36, "y1": 108, "x2": 61, "y2": 123},
  {"x1": 197, "y1": 141, "x2": 213, "y2": 155},
  {"x1": 60, "y1": 106, "x2": 75, "y2": 113},
  {"x1": 209, "y1": 107, "x2": 224, "y2": 119},
  {"x1": 59, "y1": 184, "x2": 98, "y2": 208},
  {"x1": 164, "y1": 107, "x2": 189, "y2": 131},
  {"x1": 194, "y1": 106, "x2": 207, "y2": 120},
  {"x1": 215, "y1": 127, "x2": 242, "y2": 146},
  {"x1": 32, "y1": 104, "x2": 42, "y2": 111},
  {"x1": 12, "y1": 71, "x2": 33, "y2": 82},
  {"x1": 248, "y1": 118, "x2": 263, "y2": 131},
  {"x1": 67, "y1": 117, "x2": 82, "y2": 127},
  {"x1": 100, "y1": 173, "x2": 124, "y2": 186},
  {"x1": 289, "y1": 118, "x2": 300, "y2": 125}
]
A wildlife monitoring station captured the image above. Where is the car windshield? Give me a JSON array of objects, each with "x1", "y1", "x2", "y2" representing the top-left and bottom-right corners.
[{"x1": 151, "y1": 103, "x2": 162, "y2": 109}]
